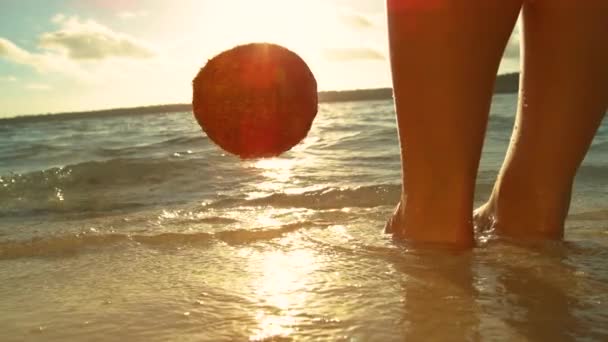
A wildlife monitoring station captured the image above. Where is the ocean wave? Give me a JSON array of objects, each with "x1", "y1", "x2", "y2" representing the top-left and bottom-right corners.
[
  {"x1": 569, "y1": 209, "x2": 608, "y2": 221},
  {"x1": 0, "y1": 157, "x2": 213, "y2": 194},
  {"x1": 1, "y1": 151, "x2": 605, "y2": 218},
  {"x1": 0, "y1": 143, "x2": 65, "y2": 160},
  {"x1": 96, "y1": 135, "x2": 207, "y2": 157},
  {"x1": 240, "y1": 185, "x2": 401, "y2": 209},
  {"x1": 576, "y1": 164, "x2": 608, "y2": 182},
  {"x1": 488, "y1": 114, "x2": 516, "y2": 128},
  {"x1": 0, "y1": 157, "x2": 225, "y2": 216},
  {"x1": 590, "y1": 140, "x2": 608, "y2": 151},
  {"x1": 0, "y1": 221, "x2": 321, "y2": 259},
  {"x1": 224, "y1": 183, "x2": 496, "y2": 210}
]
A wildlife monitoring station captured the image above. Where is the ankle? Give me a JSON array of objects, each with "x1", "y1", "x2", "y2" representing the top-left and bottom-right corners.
[
  {"x1": 482, "y1": 177, "x2": 572, "y2": 239},
  {"x1": 400, "y1": 211, "x2": 474, "y2": 246},
  {"x1": 389, "y1": 194, "x2": 475, "y2": 246}
]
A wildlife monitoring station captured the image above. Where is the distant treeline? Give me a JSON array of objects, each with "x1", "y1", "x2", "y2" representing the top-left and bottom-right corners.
[
  {"x1": 1, "y1": 73, "x2": 519, "y2": 123},
  {"x1": 493, "y1": 73, "x2": 519, "y2": 93}
]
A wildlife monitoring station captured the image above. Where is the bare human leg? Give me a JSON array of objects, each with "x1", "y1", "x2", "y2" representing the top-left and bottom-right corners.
[
  {"x1": 385, "y1": 0, "x2": 522, "y2": 246},
  {"x1": 475, "y1": 0, "x2": 608, "y2": 239}
]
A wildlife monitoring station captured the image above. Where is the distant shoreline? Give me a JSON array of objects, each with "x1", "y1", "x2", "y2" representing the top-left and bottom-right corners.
[{"x1": 1, "y1": 73, "x2": 519, "y2": 124}]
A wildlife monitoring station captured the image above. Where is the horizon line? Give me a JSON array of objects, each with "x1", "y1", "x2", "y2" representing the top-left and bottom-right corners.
[{"x1": 1, "y1": 72, "x2": 520, "y2": 120}]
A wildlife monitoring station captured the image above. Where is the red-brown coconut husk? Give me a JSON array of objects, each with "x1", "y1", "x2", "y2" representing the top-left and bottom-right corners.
[{"x1": 192, "y1": 43, "x2": 318, "y2": 159}]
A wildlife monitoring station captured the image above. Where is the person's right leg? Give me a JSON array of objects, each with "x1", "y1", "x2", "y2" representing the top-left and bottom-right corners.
[{"x1": 475, "y1": 0, "x2": 608, "y2": 239}]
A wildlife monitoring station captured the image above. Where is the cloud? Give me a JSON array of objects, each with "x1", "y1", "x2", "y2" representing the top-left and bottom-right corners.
[
  {"x1": 323, "y1": 47, "x2": 385, "y2": 61},
  {"x1": 52, "y1": 13, "x2": 66, "y2": 23},
  {"x1": 0, "y1": 37, "x2": 88, "y2": 78},
  {"x1": 0, "y1": 15, "x2": 157, "y2": 82},
  {"x1": 39, "y1": 16, "x2": 155, "y2": 60},
  {"x1": 0, "y1": 38, "x2": 37, "y2": 65},
  {"x1": 117, "y1": 11, "x2": 148, "y2": 20},
  {"x1": 339, "y1": 12, "x2": 374, "y2": 29},
  {"x1": 25, "y1": 83, "x2": 51, "y2": 90}
]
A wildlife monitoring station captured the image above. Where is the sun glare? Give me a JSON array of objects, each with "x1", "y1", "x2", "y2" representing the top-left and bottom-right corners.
[
  {"x1": 246, "y1": 158, "x2": 296, "y2": 198},
  {"x1": 198, "y1": 0, "x2": 334, "y2": 59},
  {"x1": 165, "y1": 0, "x2": 383, "y2": 96}
]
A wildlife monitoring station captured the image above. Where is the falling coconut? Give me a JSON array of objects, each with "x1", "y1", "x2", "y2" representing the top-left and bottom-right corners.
[{"x1": 192, "y1": 43, "x2": 318, "y2": 159}]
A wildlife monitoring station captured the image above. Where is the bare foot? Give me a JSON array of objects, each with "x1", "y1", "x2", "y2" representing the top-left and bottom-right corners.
[
  {"x1": 385, "y1": 199, "x2": 474, "y2": 247},
  {"x1": 472, "y1": 202, "x2": 496, "y2": 234},
  {"x1": 384, "y1": 200, "x2": 404, "y2": 235},
  {"x1": 474, "y1": 188, "x2": 568, "y2": 241}
]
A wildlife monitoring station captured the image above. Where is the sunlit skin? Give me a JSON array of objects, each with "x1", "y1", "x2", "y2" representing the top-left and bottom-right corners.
[
  {"x1": 386, "y1": 0, "x2": 522, "y2": 246},
  {"x1": 475, "y1": 0, "x2": 608, "y2": 239},
  {"x1": 386, "y1": 0, "x2": 608, "y2": 245}
]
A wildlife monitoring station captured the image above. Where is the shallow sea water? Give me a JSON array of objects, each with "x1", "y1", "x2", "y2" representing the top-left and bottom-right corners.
[{"x1": 1, "y1": 95, "x2": 607, "y2": 341}]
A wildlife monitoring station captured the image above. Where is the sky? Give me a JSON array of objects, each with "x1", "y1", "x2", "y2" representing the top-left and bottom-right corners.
[{"x1": 0, "y1": 0, "x2": 521, "y2": 117}]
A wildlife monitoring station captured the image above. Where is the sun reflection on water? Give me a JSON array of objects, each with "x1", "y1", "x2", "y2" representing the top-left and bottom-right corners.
[
  {"x1": 246, "y1": 153, "x2": 322, "y2": 339},
  {"x1": 246, "y1": 158, "x2": 297, "y2": 199},
  {"x1": 255, "y1": 212, "x2": 283, "y2": 227},
  {"x1": 249, "y1": 249, "x2": 320, "y2": 341}
]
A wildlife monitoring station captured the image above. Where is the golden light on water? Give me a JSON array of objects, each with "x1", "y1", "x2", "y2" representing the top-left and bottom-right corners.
[
  {"x1": 247, "y1": 158, "x2": 297, "y2": 198},
  {"x1": 255, "y1": 212, "x2": 283, "y2": 227},
  {"x1": 253, "y1": 158, "x2": 295, "y2": 176},
  {"x1": 250, "y1": 312, "x2": 296, "y2": 341},
  {"x1": 249, "y1": 249, "x2": 319, "y2": 341},
  {"x1": 245, "y1": 149, "x2": 324, "y2": 340}
]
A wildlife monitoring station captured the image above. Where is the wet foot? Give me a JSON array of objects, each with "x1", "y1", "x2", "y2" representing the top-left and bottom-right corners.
[
  {"x1": 474, "y1": 196, "x2": 566, "y2": 241},
  {"x1": 384, "y1": 201, "x2": 404, "y2": 235},
  {"x1": 473, "y1": 202, "x2": 496, "y2": 234},
  {"x1": 384, "y1": 200, "x2": 474, "y2": 247}
]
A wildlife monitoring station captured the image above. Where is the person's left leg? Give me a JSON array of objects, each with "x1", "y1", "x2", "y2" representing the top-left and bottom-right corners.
[
  {"x1": 474, "y1": 0, "x2": 608, "y2": 239},
  {"x1": 386, "y1": 0, "x2": 523, "y2": 246}
]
